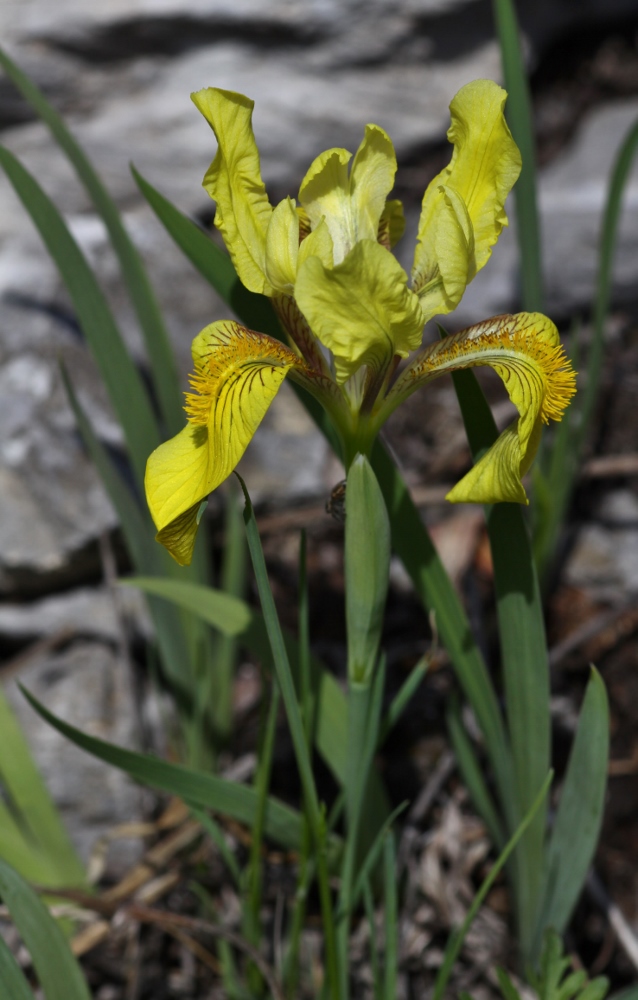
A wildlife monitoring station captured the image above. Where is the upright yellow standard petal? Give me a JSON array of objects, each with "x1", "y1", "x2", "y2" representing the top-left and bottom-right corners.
[
  {"x1": 382, "y1": 312, "x2": 576, "y2": 504},
  {"x1": 145, "y1": 321, "x2": 300, "y2": 564},
  {"x1": 192, "y1": 88, "x2": 273, "y2": 294},
  {"x1": 295, "y1": 240, "x2": 424, "y2": 384},
  {"x1": 412, "y1": 79, "x2": 521, "y2": 318},
  {"x1": 265, "y1": 197, "x2": 300, "y2": 293},
  {"x1": 298, "y1": 125, "x2": 397, "y2": 264}
]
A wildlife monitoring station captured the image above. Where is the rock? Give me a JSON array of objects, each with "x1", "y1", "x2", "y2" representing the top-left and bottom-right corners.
[
  {"x1": 4, "y1": 640, "x2": 144, "y2": 874},
  {"x1": 540, "y1": 97, "x2": 638, "y2": 318},
  {"x1": 0, "y1": 583, "x2": 152, "y2": 643},
  {"x1": 564, "y1": 489, "x2": 638, "y2": 600}
]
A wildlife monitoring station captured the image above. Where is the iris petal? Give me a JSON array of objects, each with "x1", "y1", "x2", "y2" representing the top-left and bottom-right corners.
[
  {"x1": 295, "y1": 240, "x2": 424, "y2": 385},
  {"x1": 192, "y1": 88, "x2": 272, "y2": 294},
  {"x1": 145, "y1": 321, "x2": 301, "y2": 564},
  {"x1": 381, "y1": 312, "x2": 576, "y2": 504},
  {"x1": 412, "y1": 79, "x2": 521, "y2": 319}
]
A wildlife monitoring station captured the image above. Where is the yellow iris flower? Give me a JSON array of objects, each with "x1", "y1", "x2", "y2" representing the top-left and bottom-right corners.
[{"x1": 145, "y1": 80, "x2": 576, "y2": 566}]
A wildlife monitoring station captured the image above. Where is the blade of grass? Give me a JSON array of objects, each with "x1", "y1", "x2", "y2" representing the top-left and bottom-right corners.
[
  {"x1": 235, "y1": 472, "x2": 341, "y2": 1000},
  {"x1": 244, "y1": 682, "x2": 280, "y2": 993},
  {"x1": 492, "y1": 0, "x2": 544, "y2": 312},
  {"x1": 125, "y1": 574, "x2": 389, "y2": 824},
  {"x1": 0, "y1": 147, "x2": 159, "y2": 487},
  {"x1": 363, "y1": 880, "x2": 383, "y2": 1000},
  {"x1": 19, "y1": 685, "x2": 311, "y2": 852},
  {"x1": 450, "y1": 366, "x2": 550, "y2": 960},
  {"x1": 337, "y1": 663, "x2": 387, "y2": 999},
  {"x1": 447, "y1": 698, "x2": 505, "y2": 849},
  {"x1": 371, "y1": 440, "x2": 514, "y2": 813},
  {"x1": 189, "y1": 806, "x2": 241, "y2": 888},
  {"x1": 0, "y1": 47, "x2": 183, "y2": 435},
  {"x1": 298, "y1": 529, "x2": 315, "y2": 743},
  {"x1": 579, "y1": 120, "x2": 638, "y2": 451},
  {"x1": 0, "y1": 933, "x2": 34, "y2": 1000},
  {"x1": 349, "y1": 802, "x2": 408, "y2": 914},
  {"x1": 378, "y1": 653, "x2": 429, "y2": 745},
  {"x1": 0, "y1": 803, "x2": 72, "y2": 889},
  {"x1": 0, "y1": 686, "x2": 85, "y2": 888},
  {"x1": 208, "y1": 488, "x2": 247, "y2": 742},
  {"x1": 0, "y1": 858, "x2": 91, "y2": 1000},
  {"x1": 433, "y1": 770, "x2": 553, "y2": 1000},
  {"x1": 122, "y1": 577, "x2": 251, "y2": 637},
  {"x1": 383, "y1": 832, "x2": 399, "y2": 1000},
  {"x1": 533, "y1": 668, "x2": 609, "y2": 950}
]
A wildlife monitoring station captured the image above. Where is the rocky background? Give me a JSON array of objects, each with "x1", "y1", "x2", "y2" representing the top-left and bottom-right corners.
[{"x1": 1, "y1": 0, "x2": 638, "y2": 914}]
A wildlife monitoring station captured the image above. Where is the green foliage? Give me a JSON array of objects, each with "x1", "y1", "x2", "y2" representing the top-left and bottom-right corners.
[
  {"x1": 0, "y1": 858, "x2": 91, "y2": 1000},
  {"x1": 0, "y1": 688, "x2": 85, "y2": 889},
  {"x1": 345, "y1": 455, "x2": 391, "y2": 684},
  {"x1": 488, "y1": 930, "x2": 610, "y2": 1000},
  {"x1": 492, "y1": 0, "x2": 544, "y2": 312}
]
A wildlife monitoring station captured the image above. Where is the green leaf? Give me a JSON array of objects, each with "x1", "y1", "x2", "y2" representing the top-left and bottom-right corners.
[
  {"x1": 0, "y1": 147, "x2": 159, "y2": 488},
  {"x1": 451, "y1": 367, "x2": 550, "y2": 962},
  {"x1": 0, "y1": 858, "x2": 91, "y2": 1000},
  {"x1": 19, "y1": 686, "x2": 307, "y2": 851},
  {"x1": 447, "y1": 698, "x2": 505, "y2": 849},
  {"x1": 123, "y1": 577, "x2": 251, "y2": 637},
  {"x1": 496, "y1": 968, "x2": 522, "y2": 1000},
  {"x1": 533, "y1": 669, "x2": 609, "y2": 947},
  {"x1": 345, "y1": 455, "x2": 390, "y2": 684},
  {"x1": 492, "y1": 0, "x2": 544, "y2": 312},
  {"x1": 433, "y1": 771, "x2": 552, "y2": 1000},
  {"x1": 0, "y1": 46, "x2": 183, "y2": 436},
  {"x1": 371, "y1": 440, "x2": 514, "y2": 810},
  {"x1": 581, "y1": 120, "x2": 638, "y2": 452},
  {"x1": 235, "y1": 474, "x2": 341, "y2": 997},
  {"x1": 383, "y1": 832, "x2": 398, "y2": 1000},
  {"x1": 0, "y1": 933, "x2": 34, "y2": 1000},
  {"x1": 0, "y1": 686, "x2": 85, "y2": 888}
]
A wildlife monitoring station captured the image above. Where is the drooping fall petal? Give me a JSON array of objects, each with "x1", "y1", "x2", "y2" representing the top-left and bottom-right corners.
[
  {"x1": 412, "y1": 79, "x2": 521, "y2": 319},
  {"x1": 145, "y1": 321, "x2": 302, "y2": 564},
  {"x1": 381, "y1": 312, "x2": 576, "y2": 504},
  {"x1": 295, "y1": 239, "x2": 424, "y2": 385},
  {"x1": 192, "y1": 88, "x2": 273, "y2": 294}
]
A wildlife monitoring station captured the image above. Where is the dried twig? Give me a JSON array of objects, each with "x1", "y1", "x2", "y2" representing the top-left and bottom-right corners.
[
  {"x1": 586, "y1": 870, "x2": 638, "y2": 973},
  {"x1": 125, "y1": 903, "x2": 286, "y2": 1000}
]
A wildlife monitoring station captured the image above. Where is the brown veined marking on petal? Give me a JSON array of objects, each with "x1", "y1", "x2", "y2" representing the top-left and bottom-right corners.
[
  {"x1": 184, "y1": 321, "x2": 299, "y2": 427},
  {"x1": 408, "y1": 315, "x2": 576, "y2": 425},
  {"x1": 377, "y1": 214, "x2": 392, "y2": 251},
  {"x1": 273, "y1": 294, "x2": 331, "y2": 377},
  {"x1": 297, "y1": 206, "x2": 312, "y2": 244}
]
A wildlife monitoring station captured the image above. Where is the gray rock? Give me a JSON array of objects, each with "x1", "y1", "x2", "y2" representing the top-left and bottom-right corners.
[
  {"x1": 4, "y1": 641, "x2": 143, "y2": 873},
  {"x1": 540, "y1": 98, "x2": 638, "y2": 318},
  {"x1": 564, "y1": 489, "x2": 638, "y2": 600},
  {"x1": 0, "y1": 583, "x2": 152, "y2": 642}
]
